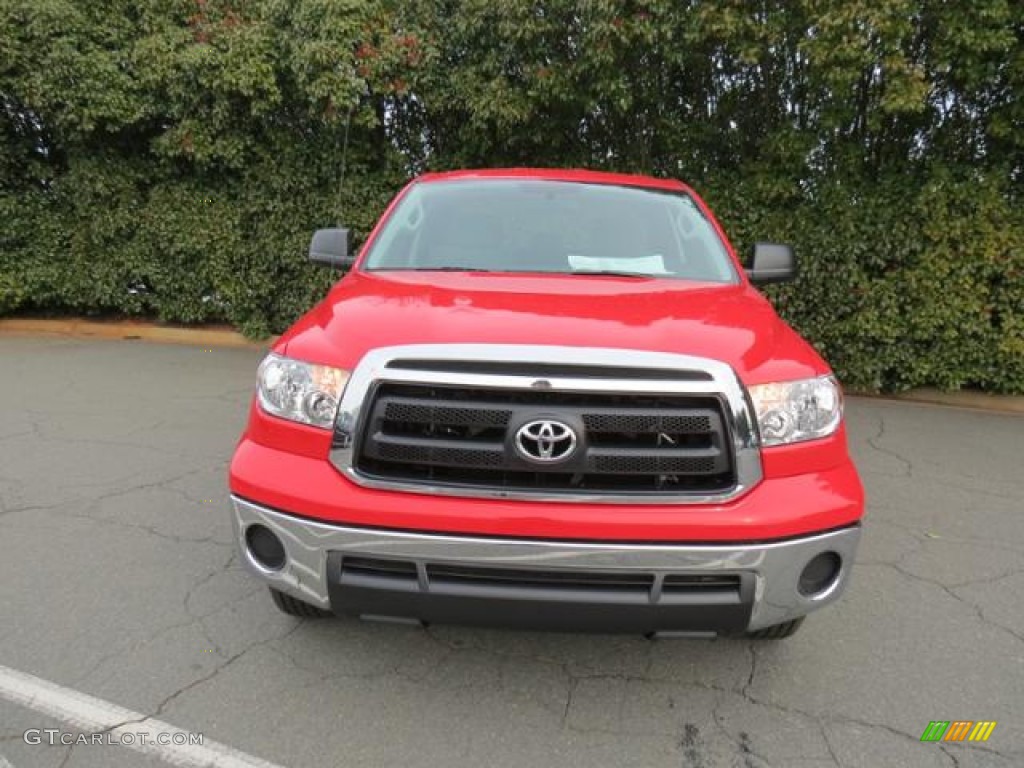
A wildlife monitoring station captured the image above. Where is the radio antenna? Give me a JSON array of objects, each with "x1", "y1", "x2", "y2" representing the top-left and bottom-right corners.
[{"x1": 336, "y1": 104, "x2": 353, "y2": 227}]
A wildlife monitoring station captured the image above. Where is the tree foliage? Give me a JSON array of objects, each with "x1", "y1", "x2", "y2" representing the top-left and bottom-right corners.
[{"x1": 1, "y1": 0, "x2": 1021, "y2": 391}]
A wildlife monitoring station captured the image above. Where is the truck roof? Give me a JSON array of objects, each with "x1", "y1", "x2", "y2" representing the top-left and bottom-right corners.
[{"x1": 414, "y1": 167, "x2": 692, "y2": 194}]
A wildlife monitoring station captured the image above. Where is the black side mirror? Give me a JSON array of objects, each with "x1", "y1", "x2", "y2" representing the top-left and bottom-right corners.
[
  {"x1": 309, "y1": 228, "x2": 354, "y2": 269},
  {"x1": 746, "y1": 242, "x2": 797, "y2": 284}
]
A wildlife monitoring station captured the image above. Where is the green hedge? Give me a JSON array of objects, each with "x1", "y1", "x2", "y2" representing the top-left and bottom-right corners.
[{"x1": 2, "y1": 0, "x2": 1022, "y2": 392}]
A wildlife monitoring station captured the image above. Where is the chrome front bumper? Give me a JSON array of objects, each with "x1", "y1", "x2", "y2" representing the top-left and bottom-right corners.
[{"x1": 231, "y1": 495, "x2": 861, "y2": 632}]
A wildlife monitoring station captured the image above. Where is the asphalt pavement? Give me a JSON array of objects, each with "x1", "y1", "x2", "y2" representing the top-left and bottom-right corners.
[{"x1": 0, "y1": 337, "x2": 1021, "y2": 768}]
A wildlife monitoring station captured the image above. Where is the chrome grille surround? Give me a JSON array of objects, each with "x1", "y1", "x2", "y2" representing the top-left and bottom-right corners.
[{"x1": 329, "y1": 344, "x2": 762, "y2": 504}]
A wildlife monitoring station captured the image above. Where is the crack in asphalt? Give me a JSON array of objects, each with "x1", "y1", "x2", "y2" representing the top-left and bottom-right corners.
[
  {"x1": 72, "y1": 550, "x2": 249, "y2": 689},
  {"x1": 710, "y1": 704, "x2": 775, "y2": 767},
  {"x1": 8, "y1": 597, "x2": 1020, "y2": 765},
  {"x1": 80, "y1": 466, "x2": 223, "y2": 505},
  {"x1": 2, "y1": 462, "x2": 236, "y2": 547},
  {"x1": 559, "y1": 676, "x2": 579, "y2": 731},
  {"x1": 945, "y1": 567, "x2": 1024, "y2": 591},
  {"x1": 0, "y1": 427, "x2": 38, "y2": 443},
  {"x1": 742, "y1": 643, "x2": 758, "y2": 700},
  {"x1": 818, "y1": 721, "x2": 844, "y2": 768},
  {"x1": 414, "y1": 625, "x2": 1023, "y2": 762},
  {"x1": 865, "y1": 413, "x2": 915, "y2": 477},
  {"x1": 863, "y1": 561, "x2": 1024, "y2": 646},
  {"x1": 413, "y1": 630, "x2": 880, "y2": 763},
  {"x1": 150, "y1": 621, "x2": 305, "y2": 724},
  {"x1": 727, "y1": 639, "x2": 1012, "y2": 766},
  {"x1": 857, "y1": 520, "x2": 1024, "y2": 592},
  {"x1": 0, "y1": 499, "x2": 78, "y2": 520},
  {"x1": 866, "y1": 517, "x2": 1024, "y2": 556},
  {"x1": 184, "y1": 552, "x2": 257, "y2": 661},
  {"x1": 266, "y1": 631, "x2": 440, "y2": 690},
  {"x1": 87, "y1": 621, "x2": 306, "y2": 744},
  {"x1": 17, "y1": 408, "x2": 228, "y2": 462},
  {"x1": 923, "y1": 475, "x2": 1022, "y2": 503},
  {"x1": 0, "y1": 413, "x2": 228, "y2": 503},
  {"x1": 55, "y1": 506, "x2": 235, "y2": 548},
  {"x1": 56, "y1": 742, "x2": 74, "y2": 768}
]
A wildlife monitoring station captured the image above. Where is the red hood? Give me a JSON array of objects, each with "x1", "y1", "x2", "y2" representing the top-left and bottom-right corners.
[{"x1": 277, "y1": 271, "x2": 828, "y2": 384}]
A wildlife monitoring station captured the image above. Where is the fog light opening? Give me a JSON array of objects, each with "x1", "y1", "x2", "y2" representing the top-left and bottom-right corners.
[
  {"x1": 798, "y1": 551, "x2": 842, "y2": 598},
  {"x1": 246, "y1": 524, "x2": 286, "y2": 571}
]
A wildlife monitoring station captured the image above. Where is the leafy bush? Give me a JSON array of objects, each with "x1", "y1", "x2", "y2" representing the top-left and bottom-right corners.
[{"x1": 1, "y1": 0, "x2": 1021, "y2": 392}]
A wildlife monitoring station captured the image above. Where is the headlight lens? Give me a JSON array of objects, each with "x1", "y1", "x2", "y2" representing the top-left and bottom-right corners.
[
  {"x1": 748, "y1": 375, "x2": 843, "y2": 446},
  {"x1": 257, "y1": 353, "x2": 350, "y2": 429}
]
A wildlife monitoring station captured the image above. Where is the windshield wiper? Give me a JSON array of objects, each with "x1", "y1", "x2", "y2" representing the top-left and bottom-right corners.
[
  {"x1": 412, "y1": 266, "x2": 498, "y2": 272},
  {"x1": 569, "y1": 270, "x2": 654, "y2": 279},
  {"x1": 386, "y1": 267, "x2": 655, "y2": 277}
]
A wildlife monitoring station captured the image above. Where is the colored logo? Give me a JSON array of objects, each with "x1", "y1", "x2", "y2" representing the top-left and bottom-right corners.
[
  {"x1": 920, "y1": 721, "x2": 996, "y2": 742},
  {"x1": 514, "y1": 419, "x2": 578, "y2": 463}
]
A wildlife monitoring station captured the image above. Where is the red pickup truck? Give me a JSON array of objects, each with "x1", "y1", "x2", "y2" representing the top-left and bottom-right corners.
[{"x1": 229, "y1": 168, "x2": 864, "y2": 639}]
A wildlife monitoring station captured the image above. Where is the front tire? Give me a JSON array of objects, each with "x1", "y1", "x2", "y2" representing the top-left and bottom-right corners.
[
  {"x1": 746, "y1": 617, "x2": 804, "y2": 639},
  {"x1": 269, "y1": 587, "x2": 332, "y2": 618}
]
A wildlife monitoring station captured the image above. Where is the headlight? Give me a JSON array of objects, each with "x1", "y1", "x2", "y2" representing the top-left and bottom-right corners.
[
  {"x1": 748, "y1": 375, "x2": 843, "y2": 446},
  {"x1": 257, "y1": 353, "x2": 350, "y2": 429}
]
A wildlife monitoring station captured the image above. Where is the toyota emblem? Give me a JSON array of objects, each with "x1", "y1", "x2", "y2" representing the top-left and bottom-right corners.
[{"x1": 514, "y1": 419, "x2": 578, "y2": 463}]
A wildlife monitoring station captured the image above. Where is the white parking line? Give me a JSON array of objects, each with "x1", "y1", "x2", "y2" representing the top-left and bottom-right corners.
[
  {"x1": 0, "y1": 665, "x2": 285, "y2": 768},
  {"x1": 0, "y1": 752, "x2": 14, "y2": 768}
]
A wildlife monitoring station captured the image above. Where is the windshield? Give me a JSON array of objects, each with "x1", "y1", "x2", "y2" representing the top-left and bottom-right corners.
[{"x1": 363, "y1": 179, "x2": 738, "y2": 283}]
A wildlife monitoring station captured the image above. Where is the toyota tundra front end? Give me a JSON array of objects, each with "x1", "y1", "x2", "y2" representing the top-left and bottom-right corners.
[{"x1": 228, "y1": 169, "x2": 864, "y2": 638}]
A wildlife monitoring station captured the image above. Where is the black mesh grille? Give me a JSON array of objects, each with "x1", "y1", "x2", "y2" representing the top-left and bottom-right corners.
[
  {"x1": 339, "y1": 556, "x2": 744, "y2": 599},
  {"x1": 377, "y1": 440, "x2": 507, "y2": 468},
  {"x1": 351, "y1": 381, "x2": 735, "y2": 495},
  {"x1": 426, "y1": 564, "x2": 656, "y2": 592},
  {"x1": 583, "y1": 413, "x2": 712, "y2": 434},
  {"x1": 384, "y1": 401, "x2": 512, "y2": 428},
  {"x1": 588, "y1": 453, "x2": 718, "y2": 474}
]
